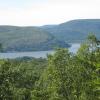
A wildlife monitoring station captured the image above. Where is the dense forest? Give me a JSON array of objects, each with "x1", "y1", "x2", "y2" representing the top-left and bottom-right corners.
[
  {"x1": 0, "y1": 19, "x2": 100, "y2": 52},
  {"x1": 0, "y1": 26, "x2": 69, "y2": 52},
  {"x1": 42, "y1": 19, "x2": 100, "y2": 43},
  {"x1": 0, "y1": 34, "x2": 100, "y2": 100}
]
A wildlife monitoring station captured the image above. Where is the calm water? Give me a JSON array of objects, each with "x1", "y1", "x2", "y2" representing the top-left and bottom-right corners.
[{"x1": 0, "y1": 44, "x2": 80, "y2": 59}]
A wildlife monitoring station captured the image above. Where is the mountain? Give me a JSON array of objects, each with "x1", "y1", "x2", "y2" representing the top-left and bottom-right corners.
[
  {"x1": 1, "y1": 19, "x2": 100, "y2": 52},
  {"x1": 42, "y1": 19, "x2": 100, "y2": 43},
  {"x1": 0, "y1": 26, "x2": 70, "y2": 52}
]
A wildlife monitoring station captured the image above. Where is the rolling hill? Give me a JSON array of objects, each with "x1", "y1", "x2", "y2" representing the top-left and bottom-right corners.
[
  {"x1": 0, "y1": 19, "x2": 100, "y2": 52},
  {"x1": 0, "y1": 26, "x2": 70, "y2": 52},
  {"x1": 42, "y1": 19, "x2": 100, "y2": 43}
]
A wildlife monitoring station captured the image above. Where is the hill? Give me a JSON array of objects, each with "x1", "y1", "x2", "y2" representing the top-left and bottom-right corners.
[
  {"x1": 1, "y1": 19, "x2": 100, "y2": 52},
  {"x1": 0, "y1": 26, "x2": 70, "y2": 52},
  {"x1": 42, "y1": 19, "x2": 100, "y2": 43}
]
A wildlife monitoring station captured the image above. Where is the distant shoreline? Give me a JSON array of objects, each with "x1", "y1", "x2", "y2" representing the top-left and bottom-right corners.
[{"x1": 0, "y1": 43, "x2": 80, "y2": 59}]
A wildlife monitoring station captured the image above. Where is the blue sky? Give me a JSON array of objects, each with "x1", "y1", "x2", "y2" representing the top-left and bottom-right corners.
[{"x1": 0, "y1": 0, "x2": 100, "y2": 26}]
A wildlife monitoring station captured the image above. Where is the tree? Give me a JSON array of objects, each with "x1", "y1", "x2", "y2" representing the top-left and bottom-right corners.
[
  {"x1": 77, "y1": 34, "x2": 100, "y2": 100},
  {"x1": 31, "y1": 34, "x2": 100, "y2": 100},
  {"x1": 32, "y1": 47, "x2": 98, "y2": 100}
]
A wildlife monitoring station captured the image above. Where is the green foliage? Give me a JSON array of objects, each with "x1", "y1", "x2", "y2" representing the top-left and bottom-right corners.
[
  {"x1": 42, "y1": 19, "x2": 100, "y2": 43},
  {"x1": 0, "y1": 58, "x2": 47, "y2": 100},
  {"x1": 0, "y1": 26, "x2": 70, "y2": 52},
  {"x1": 32, "y1": 34, "x2": 100, "y2": 100},
  {"x1": 0, "y1": 34, "x2": 100, "y2": 100}
]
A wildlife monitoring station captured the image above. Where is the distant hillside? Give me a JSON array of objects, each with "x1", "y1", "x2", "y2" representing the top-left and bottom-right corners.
[
  {"x1": 42, "y1": 19, "x2": 100, "y2": 43},
  {"x1": 1, "y1": 19, "x2": 100, "y2": 52},
  {"x1": 0, "y1": 26, "x2": 70, "y2": 52}
]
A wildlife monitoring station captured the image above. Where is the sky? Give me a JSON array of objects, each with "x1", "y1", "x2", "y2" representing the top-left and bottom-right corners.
[{"x1": 0, "y1": 0, "x2": 100, "y2": 26}]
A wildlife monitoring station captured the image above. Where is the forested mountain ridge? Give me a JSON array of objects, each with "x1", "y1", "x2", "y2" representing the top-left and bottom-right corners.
[
  {"x1": 42, "y1": 19, "x2": 100, "y2": 43},
  {"x1": 0, "y1": 26, "x2": 70, "y2": 52},
  {"x1": 0, "y1": 19, "x2": 100, "y2": 52}
]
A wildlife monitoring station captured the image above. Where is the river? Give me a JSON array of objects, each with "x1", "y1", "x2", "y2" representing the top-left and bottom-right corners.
[{"x1": 0, "y1": 43, "x2": 80, "y2": 59}]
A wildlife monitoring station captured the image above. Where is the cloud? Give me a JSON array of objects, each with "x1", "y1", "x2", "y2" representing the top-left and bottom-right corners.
[{"x1": 0, "y1": 0, "x2": 100, "y2": 26}]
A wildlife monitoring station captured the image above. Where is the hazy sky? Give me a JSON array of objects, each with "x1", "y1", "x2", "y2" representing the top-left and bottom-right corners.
[{"x1": 0, "y1": 0, "x2": 100, "y2": 26}]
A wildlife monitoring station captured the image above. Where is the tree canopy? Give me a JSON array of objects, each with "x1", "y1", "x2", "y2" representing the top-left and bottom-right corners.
[{"x1": 0, "y1": 34, "x2": 100, "y2": 100}]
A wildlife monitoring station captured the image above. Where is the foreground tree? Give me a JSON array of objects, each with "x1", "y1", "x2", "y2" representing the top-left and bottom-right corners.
[
  {"x1": 0, "y1": 58, "x2": 46, "y2": 100},
  {"x1": 32, "y1": 34, "x2": 100, "y2": 100}
]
